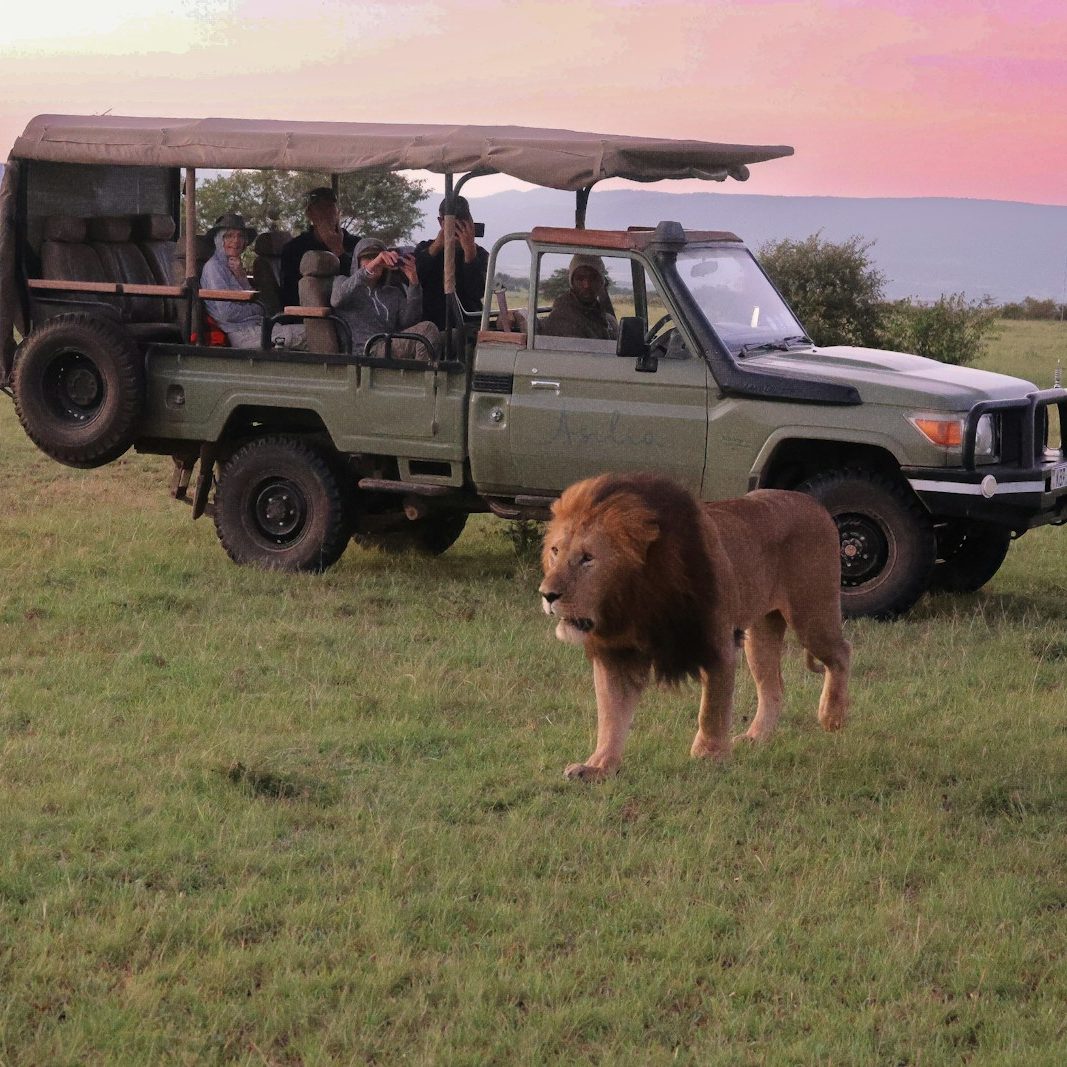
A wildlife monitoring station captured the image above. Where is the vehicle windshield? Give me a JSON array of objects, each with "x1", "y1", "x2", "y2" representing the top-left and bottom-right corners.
[{"x1": 673, "y1": 246, "x2": 809, "y2": 355}]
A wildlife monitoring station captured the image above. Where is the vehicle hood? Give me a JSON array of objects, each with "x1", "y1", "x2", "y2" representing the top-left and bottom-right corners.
[{"x1": 745, "y1": 345, "x2": 1036, "y2": 410}]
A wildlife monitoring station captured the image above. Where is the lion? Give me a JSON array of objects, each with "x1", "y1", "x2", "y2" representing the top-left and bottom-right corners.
[{"x1": 538, "y1": 473, "x2": 851, "y2": 781}]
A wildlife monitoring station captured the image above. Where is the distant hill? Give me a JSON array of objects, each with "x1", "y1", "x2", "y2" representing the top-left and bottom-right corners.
[{"x1": 414, "y1": 188, "x2": 1067, "y2": 304}]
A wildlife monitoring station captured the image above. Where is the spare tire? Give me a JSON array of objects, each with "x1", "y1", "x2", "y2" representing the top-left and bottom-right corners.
[{"x1": 13, "y1": 314, "x2": 145, "y2": 468}]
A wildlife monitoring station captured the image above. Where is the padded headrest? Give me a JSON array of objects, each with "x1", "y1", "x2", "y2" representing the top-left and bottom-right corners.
[
  {"x1": 134, "y1": 214, "x2": 176, "y2": 241},
  {"x1": 173, "y1": 234, "x2": 214, "y2": 264},
  {"x1": 43, "y1": 216, "x2": 88, "y2": 243},
  {"x1": 88, "y1": 216, "x2": 134, "y2": 243},
  {"x1": 300, "y1": 250, "x2": 340, "y2": 278},
  {"x1": 254, "y1": 231, "x2": 291, "y2": 256}
]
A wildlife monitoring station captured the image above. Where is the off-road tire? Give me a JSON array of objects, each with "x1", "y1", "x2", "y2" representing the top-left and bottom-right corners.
[
  {"x1": 353, "y1": 512, "x2": 468, "y2": 556},
  {"x1": 798, "y1": 468, "x2": 935, "y2": 620},
  {"x1": 214, "y1": 436, "x2": 350, "y2": 572},
  {"x1": 12, "y1": 314, "x2": 145, "y2": 468},
  {"x1": 930, "y1": 520, "x2": 1012, "y2": 594}
]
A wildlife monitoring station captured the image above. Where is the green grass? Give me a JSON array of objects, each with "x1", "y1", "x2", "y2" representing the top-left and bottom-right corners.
[{"x1": 1, "y1": 321, "x2": 1066, "y2": 1065}]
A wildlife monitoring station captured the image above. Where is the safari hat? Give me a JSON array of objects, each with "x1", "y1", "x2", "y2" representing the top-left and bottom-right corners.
[{"x1": 206, "y1": 211, "x2": 256, "y2": 244}]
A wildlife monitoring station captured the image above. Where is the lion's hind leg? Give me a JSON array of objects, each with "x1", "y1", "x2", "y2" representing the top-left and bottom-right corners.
[
  {"x1": 793, "y1": 618, "x2": 851, "y2": 732},
  {"x1": 737, "y1": 611, "x2": 787, "y2": 743}
]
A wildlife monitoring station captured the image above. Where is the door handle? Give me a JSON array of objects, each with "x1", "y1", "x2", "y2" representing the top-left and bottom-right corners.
[{"x1": 531, "y1": 379, "x2": 561, "y2": 392}]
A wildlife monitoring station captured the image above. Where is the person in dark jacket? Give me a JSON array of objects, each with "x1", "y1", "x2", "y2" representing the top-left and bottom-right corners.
[
  {"x1": 279, "y1": 187, "x2": 359, "y2": 308},
  {"x1": 541, "y1": 254, "x2": 619, "y2": 340},
  {"x1": 413, "y1": 196, "x2": 489, "y2": 328}
]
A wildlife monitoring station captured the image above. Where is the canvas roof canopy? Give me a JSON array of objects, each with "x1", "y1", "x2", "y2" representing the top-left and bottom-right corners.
[{"x1": 11, "y1": 115, "x2": 793, "y2": 190}]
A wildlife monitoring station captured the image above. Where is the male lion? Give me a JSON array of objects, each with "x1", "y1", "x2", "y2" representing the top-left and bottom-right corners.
[{"x1": 538, "y1": 473, "x2": 851, "y2": 781}]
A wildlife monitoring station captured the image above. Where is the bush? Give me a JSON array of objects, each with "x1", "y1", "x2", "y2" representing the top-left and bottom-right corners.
[
  {"x1": 758, "y1": 234, "x2": 885, "y2": 348},
  {"x1": 881, "y1": 294, "x2": 997, "y2": 367},
  {"x1": 999, "y1": 297, "x2": 1064, "y2": 321},
  {"x1": 760, "y1": 232, "x2": 998, "y2": 365}
]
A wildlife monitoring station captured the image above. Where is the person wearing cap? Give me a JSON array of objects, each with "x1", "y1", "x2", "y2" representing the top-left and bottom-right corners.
[
  {"x1": 200, "y1": 212, "x2": 304, "y2": 349},
  {"x1": 330, "y1": 236, "x2": 439, "y2": 360},
  {"x1": 279, "y1": 187, "x2": 360, "y2": 309},
  {"x1": 541, "y1": 255, "x2": 619, "y2": 340},
  {"x1": 413, "y1": 196, "x2": 489, "y2": 329}
]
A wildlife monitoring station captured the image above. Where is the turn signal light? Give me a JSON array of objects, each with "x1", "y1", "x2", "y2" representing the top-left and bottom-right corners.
[{"x1": 910, "y1": 416, "x2": 963, "y2": 449}]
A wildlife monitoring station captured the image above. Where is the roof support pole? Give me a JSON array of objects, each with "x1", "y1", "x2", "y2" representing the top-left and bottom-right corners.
[
  {"x1": 330, "y1": 173, "x2": 341, "y2": 199},
  {"x1": 183, "y1": 167, "x2": 198, "y2": 342},
  {"x1": 575, "y1": 184, "x2": 594, "y2": 229},
  {"x1": 442, "y1": 172, "x2": 456, "y2": 302}
]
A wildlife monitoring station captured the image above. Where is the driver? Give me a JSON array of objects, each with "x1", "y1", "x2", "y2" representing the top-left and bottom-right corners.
[{"x1": 541, "y1": 255, "x2": 618, "y2": 340}]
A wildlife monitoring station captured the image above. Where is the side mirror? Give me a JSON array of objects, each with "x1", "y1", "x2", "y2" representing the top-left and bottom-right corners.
[{"x1": 616, "y1": 316, "x2": 658, "y2": 373}]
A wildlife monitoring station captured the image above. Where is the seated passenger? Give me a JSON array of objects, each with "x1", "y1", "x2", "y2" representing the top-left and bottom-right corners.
[
  {"x1": 280, "y1": 187, "x2": 359, "y2": 309},
  {"x1": 541, "y1": 255, "x2": 619, "y2": 340},
  {"x1": 331, "y1": 237, "x2": 439, "y2": 360},
  {"x1": 200, "y1": 212, "x2": 302, "y2": 349}
]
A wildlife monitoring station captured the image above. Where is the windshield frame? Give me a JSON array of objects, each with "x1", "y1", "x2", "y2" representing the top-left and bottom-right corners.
[{"x1": 663, "y1": 241, "x2": 809, "y2": 358}]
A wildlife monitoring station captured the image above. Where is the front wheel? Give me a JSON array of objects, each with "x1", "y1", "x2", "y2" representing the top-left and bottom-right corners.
[
  {"x1": 213, "y1": 437, "x2": 351, "y2": 572},
  {"x1": 798, "y1": 469, "x2": 935, "y2": 620},
  {"x1": 930, "y1": 520, "x2": 1012, "y2": 593}
]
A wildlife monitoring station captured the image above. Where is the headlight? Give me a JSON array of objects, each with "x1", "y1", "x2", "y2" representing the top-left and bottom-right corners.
[
  {"x1": 907, "y1": 413, "x2": 998, "y2": 460},
  {"x1": 974, "y1": 413, "x2": 997, "y2": 459}
]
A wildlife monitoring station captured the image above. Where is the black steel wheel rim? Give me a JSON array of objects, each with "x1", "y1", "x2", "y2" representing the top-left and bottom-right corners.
[
  {"x1": 836, "y1": 512, "x2": 890, "y2": 586},
  {"x1": 43, "y1": 350, "x2": 106, "y2": 423},
  {"x1": 251, "y1": 478, "x2": 308, "y2": 545}
]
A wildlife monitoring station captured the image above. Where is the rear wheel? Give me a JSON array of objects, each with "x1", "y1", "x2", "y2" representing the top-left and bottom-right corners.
[
  {"x1": 798, "y1": 469, "x2": 935, "y2": 620},
  {"x1": 930, "y1": 520, "x2": 1012, "y2": 593},
  {"x1": 12, "y1": 314, "x2": 144, "y2": 468},
  {"x1": 214, "y1": 436, "x2": 350, "y2": 572}
]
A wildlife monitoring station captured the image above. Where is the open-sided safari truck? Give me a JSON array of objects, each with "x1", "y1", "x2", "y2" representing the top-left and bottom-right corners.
[{"x1": 2, "y1": 115, "x2": 1065, "y2": 618}]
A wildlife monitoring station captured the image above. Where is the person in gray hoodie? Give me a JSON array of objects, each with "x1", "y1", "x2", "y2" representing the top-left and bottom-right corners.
[{"x1": 331, "y1": 236, "x2": 439, "y2": 360}]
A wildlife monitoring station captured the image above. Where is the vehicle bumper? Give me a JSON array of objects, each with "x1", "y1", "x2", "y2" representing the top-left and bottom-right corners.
[
  {"x1": 904, "y1": 388, "x2": 1067, "y2": 530},
  {"x1": 904, "y1": 463, "x2": 1067, "y2": 529}
]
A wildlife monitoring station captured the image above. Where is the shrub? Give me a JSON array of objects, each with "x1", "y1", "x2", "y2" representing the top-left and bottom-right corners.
[
  {"x1": 758, "y1": 234, "x2": 885, "y2": 348},
  {"x1": 881, "y1": 294, "x2": 998, "y2": 367}
]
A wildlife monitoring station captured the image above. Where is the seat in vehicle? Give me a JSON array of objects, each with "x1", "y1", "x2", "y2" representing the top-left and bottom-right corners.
[
  {"x1": 298, "y1": 250, "x2": 342, "y2": 354},
  {"x1": 251, "y1": 231, "x2": 290, "y2": 317},
  {"x1": 87, "y1": 216, "x2": 170, "y2": 326}
]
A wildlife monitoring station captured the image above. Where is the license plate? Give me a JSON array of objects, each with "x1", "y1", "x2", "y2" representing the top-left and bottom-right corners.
[{"x1": 1053, "y1": 464, "x2": 1067, "y2": 491}]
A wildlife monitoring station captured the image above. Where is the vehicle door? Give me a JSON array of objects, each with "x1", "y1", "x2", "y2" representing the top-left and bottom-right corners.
[{"x1": 508, "y1": 250, "x2": 709, "y2": 494}]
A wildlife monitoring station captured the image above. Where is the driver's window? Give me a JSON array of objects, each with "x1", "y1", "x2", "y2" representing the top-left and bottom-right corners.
[
  {"x1": 644, "y1": 271, "x2": 688, "y2": 359},
  {"x1": 534, "y1": 251, "x2": 623, "y2": 352}
]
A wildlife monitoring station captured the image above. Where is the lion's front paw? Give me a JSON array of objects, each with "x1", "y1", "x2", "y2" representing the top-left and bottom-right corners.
[
  {"x1": 563, "y1": 762, "x2": 614, "y2": 782},
  {"x1": 690, "y1": 734, "x2": 730, "y2": 761}
]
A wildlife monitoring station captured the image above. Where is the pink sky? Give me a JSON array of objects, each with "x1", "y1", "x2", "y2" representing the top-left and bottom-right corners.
[{"x1": 2, "y1": 0, "x2": 1065, "y2": 204}]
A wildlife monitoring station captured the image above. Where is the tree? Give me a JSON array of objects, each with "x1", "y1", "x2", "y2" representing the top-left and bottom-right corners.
[
  {"x1": 195, "y1": 169, "x2": 428, "y2": 243},
  {"x1": 758, "y1": 233, "x2": 885, "y2": 348}
]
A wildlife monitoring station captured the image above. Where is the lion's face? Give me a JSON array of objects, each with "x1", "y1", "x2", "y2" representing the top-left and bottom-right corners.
[{"x1": 538, "y1": 478, "x2": 660, "y2": 647}]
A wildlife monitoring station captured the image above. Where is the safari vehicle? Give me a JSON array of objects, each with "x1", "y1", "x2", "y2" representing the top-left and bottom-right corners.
[{"x1": 1, "y1": 115, "x2": 1065, "y2": 619}]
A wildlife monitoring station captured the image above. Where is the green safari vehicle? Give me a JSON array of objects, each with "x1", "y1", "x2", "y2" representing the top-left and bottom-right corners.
[{"x1": 1, "y1": 115, "x2": 1065, "y2": 618}]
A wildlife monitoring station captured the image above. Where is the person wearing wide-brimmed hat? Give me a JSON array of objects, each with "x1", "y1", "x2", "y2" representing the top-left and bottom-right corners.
[
  {"x1": 200, "y1": 212, "x2": 302, "y2": 349},
  {"x1": 330, "y1": 236, "x2": 439, "y2": 360},
  {"x1": 541, "y1": 254, "x2": 619, "y2": 340},
  {"x1": 280, "y1": 187, "x2": 360, "y2": 309}
]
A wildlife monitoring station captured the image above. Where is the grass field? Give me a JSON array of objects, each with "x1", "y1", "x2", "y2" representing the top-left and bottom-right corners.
[{"x1": 1, "y1": 321, "x2": 1065, "y2": 1065}]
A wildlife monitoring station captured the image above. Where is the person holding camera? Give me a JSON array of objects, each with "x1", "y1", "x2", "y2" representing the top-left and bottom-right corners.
[
  {"x1": 413, "y1": 196, "x2": 489, "y2": 329},
  {"x1": 331, "y1": 236, "x2": 439, "y2": 360}
]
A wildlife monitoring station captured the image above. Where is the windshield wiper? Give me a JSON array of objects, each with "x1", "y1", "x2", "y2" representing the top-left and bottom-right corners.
[
  {"x1": 782, "y1": 334, "x2": 816, "y2": 347},
  {"x1": 739, "y1": 341, "x2": 790, "y2": 356}
]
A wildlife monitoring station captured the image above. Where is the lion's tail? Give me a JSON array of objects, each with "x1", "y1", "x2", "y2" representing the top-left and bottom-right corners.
[{"x1": 805, "y1": 651, "x2": 825, "y2": 674}]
